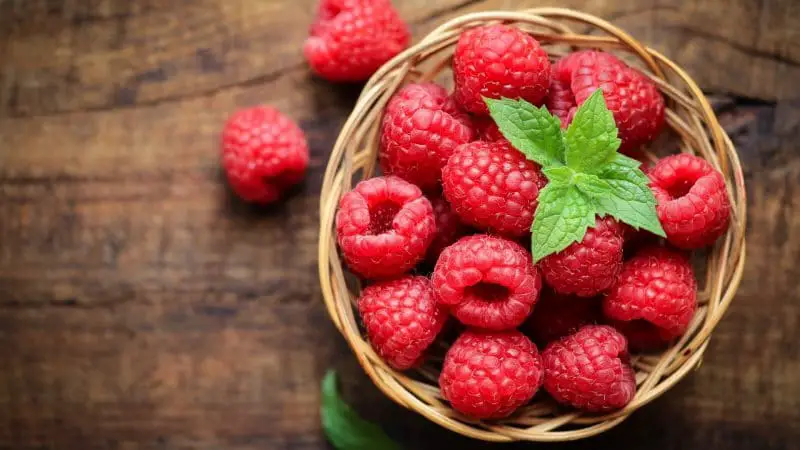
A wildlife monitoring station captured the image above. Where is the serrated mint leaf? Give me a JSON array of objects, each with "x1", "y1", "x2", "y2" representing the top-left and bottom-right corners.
[
  {"x1": 588, "y1": 164, "x2": 666, "y2": 236},
  {"x1": 484, "y1": 97, "x2": 564, "y2": 167},
  {"x1": 543, "y1": 166, "x2": 575, "y2": 185},
  {"x1": 321, "y1": 371, "x2": 401, "y2": 450},
  {"x1": 611, "y1": 153, "x2": 645, "y2": 169},
  {"x1": 564, "y1": 90, "x2": 621, "y2": 173},
  {"x1": 531, "y1": 184, "x2": 596, "y2": 261},
  {"x1": 574, "y1": 172, "x2": 611, "y2": 197}
]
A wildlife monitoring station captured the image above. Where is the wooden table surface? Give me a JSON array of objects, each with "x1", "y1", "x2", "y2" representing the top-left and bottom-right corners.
[{"x1": 1, "y1": 1, "x2": 798, "y2": 449}]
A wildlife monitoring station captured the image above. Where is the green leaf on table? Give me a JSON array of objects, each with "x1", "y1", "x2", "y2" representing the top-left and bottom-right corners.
[
  {"x1": 321, "y1": 371, "x2": 401, "y2": 450},
  {"x1": 484, "y1": 97, "x2": 564, "y2": 167},
  {"x1": 564, "y1": 89, "x2": 621, "y2": 173},
  {"x1": 531, "y1": 183, "x2": 597, "y2": 261}
]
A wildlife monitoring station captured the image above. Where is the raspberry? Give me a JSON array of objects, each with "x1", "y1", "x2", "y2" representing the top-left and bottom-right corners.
[
  {"x1": 540, "y1": 217, "x2": 625, "y2": 297},
  {"x1": 221, "y1": 106, "x2": 309, "y2": 204},
  {"x1": 546, "y1": 50, "x2": 665, "y2": 153},
  {"x1": 442, "y1": 140, "x2": 545, "y2": 237},
  {"x1": 648, "y1": 154, "x2": 731, "y2": 249},
  {"x1": 432, "y1": 235, "x2": 541, "y2": 330},
  {"x1": 304, "y1": 0, "x2": 410, "y2": 82},
  {"x1": 440, "y1": 329, "x2": 544, "y2": 419},
  {"x1": 453, "y1": 25, "x2": 551, "y2": 115},
  {"x1": 603, "y1": 246, "x2": 697, "y2": 349},
  {"x1": 380, "y1": 83, "x2": 476, "y2": 190},
  {"x1": 425, "y1": 194, "x2": 470, "y2": 264},
  {"x1": 473, "y1": 117, "x2": 505, "y2": 141},
  {"x1": 542, "y1": 325, "x2": 636, "y2": 412},
  {"x1": 523, "y1": 289, "x2": 601, "y2": 346},
  {"x1": 336, "y1": 176, "x2": 436, "y2": 279},
  {"x1": 358, "y1": 276, "x2": 447, "y2": 370}
]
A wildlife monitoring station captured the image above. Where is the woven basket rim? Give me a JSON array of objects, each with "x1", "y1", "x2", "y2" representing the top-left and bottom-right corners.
[{"x1": 318, "y1": 7, "x2": 747, "y2": 443}]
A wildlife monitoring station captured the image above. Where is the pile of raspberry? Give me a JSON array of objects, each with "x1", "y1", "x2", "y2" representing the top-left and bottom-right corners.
[{"x1": 334, "y1": 24, "x2": 732, "y2": 420}]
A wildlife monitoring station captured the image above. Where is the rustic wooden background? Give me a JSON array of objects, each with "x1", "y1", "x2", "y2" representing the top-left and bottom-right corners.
[{"x1": 0, "y1": 0, "x2": 798, "y2": 449}]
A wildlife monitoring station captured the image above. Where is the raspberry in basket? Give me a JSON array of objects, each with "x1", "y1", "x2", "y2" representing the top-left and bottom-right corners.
[
  {"x1": 440, "y1": 329, "x2": 544, "y2": 419},
  {"x1": 424, "y1": 193, "x2": 470, "y2": 264},
  {"x1": 335, "y1": 176, "x2": 436, "y2": 279},
  {"x1": 221, "y1": 106, "x2": 309, "y2": 204},
  {"x1": 542, "y1": 325, "x2": 637, "y2": 412},
  {"x1": 304, "y1": 0, "x2": 410, "y2": 82},
  {"x1": 603, "y1": 246, "x2": 697, "y2": 349},
  {"x1": 432, "y1": 234, "x2": 541, "y2": 330},
  {"x1": 649, "y1": 154, "x2": 731, "y2": 249},
  {"x1": 546, "y1": 50, "x2": 665, "y2": 153},
  {"x1": 358, "y1": 276, "x2": 447, "y2": 370},
  {"x1": 380, "y1": 83, "x2": 476, "y2": 191},
  {"x1": 523, "y1": 289, "x2": 601, "y2": 346},
  {"x1": 442, "y1": 140, "x2": 545, "y2": 238},
  {"x1": 540, "y1": 217, "x2": 626, "y2": 297},
  {"x1": 453, "y1": 24, "x2": 551, "y2": 114}
]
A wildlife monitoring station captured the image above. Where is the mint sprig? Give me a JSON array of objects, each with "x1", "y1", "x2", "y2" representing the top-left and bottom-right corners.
[
  {"x1": 485, "y1": 90, "x2": 665, "y2": 261},
  {"x1": 321, "y1": 371, "x2": 401, "y2": 450}
]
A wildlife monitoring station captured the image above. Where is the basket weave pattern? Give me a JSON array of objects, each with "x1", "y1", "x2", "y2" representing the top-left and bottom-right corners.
[{"x1": 318, "y1": 8, "x2": 747, "y2": 442}]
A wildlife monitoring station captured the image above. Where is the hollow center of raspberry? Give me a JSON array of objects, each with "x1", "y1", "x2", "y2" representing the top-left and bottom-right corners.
[
  {"x1": 368, "y1": 201, "x2": 401, "y2": 235},
  {"x1": 464, "y1": 282, "x2": 511, "y2": 303},
  {"x1": 664, "y1": 178, "x2": 695, "y2": 199}
]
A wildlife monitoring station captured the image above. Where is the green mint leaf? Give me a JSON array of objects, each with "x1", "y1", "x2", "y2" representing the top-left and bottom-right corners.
[
  {"x1": 574, "y1": 172, "x2": 612, "y2": 197},
  {"x1": 321, "y1": 371, "x2": 401, "y2": 450},
  {"x1": 612, "y1": 153, "x2": 645, "y2": 169},
  {"x1": 564, "y1": 89, "x2": 621, "y2": 173},
  {"x1": 484, "y1": 97, "x2": 564, "y2": 167},
  {"x1": 531, "y1": 184, "x2": 597, "y2": 261},
  {"x1": 543, "y1": 166, "x2": 576, "y2": 185},
  {"x1": 588, "y1": 164, "x2": 666, "y2": 237}
]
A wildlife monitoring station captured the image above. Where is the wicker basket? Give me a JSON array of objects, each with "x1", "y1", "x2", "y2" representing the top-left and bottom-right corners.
[{"x1": 318, "y1": 7, "x2": 747, "y2": 442}]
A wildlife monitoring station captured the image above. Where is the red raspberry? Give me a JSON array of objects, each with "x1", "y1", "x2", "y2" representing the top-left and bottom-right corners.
[
  {"x1": 304, "y1": 0, "x2": 410, "y2": 82},
  {"x1": 442, "y1": 140, "x2": 545, "y2": 237},
  {"x1": 540, "y1": 217, "x2": 625, "y2": 297},
  {"x1": 523, "y1": 290, "x2": 601, "y2": 346},
  {"x1": 453, "y1": 25, "x2": 551, "y2": 115},
  {"x1": 545, "y1": 50, "x2": 665, "y2": 153},
  {"x1": 603, "y1": 246, "x2": 697, "y2": 349},
  {"x1": 607, "y1": 319, "x2": 674, "y2": 351},
  {"x1": 358, "y1": 276, "x2": 447, "y2": 370},
  {"x1": 221, "y1": 106, "x2": 309, "y2": 204},
  {"x1": 473, "y1": 117, "x2": 505, "y2": 141},
  {"x1": 425, "y1": 194, "x2": 470, "y2": 264},
  {"x1": 432, "y1": 235, "x2": 541, "y2": 330},
  {"x1": 542, "y1": 325, "x2": 636, "y2": 412},
  {"x1": 336, "y1": 176, "x2": 436, "y2": 279},
  {"x1": 649, "y1": 154, "x2": 731, "y2": 249},
  {"x1": 380, "y1": 83, "x2": 476, "y2": 190},
  {"x1": 440, "y1": 329, "x2": 544, "y2": 419}
]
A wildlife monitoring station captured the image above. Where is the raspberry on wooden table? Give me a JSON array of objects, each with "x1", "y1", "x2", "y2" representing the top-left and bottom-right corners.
[
  {"x1": 542, "y1": 325, "x2": 637, "y2": 412},
  {"x1": 453, "y1": 24, "x2": 551, "y2": 114},
  {"x1": 523, "y1": 289, "x2": 601, "y2": 346},
  {"x1": 603, "y1": 246, "x2": 697, "y2": 350},
  {"x1": 221, "y1": 106, "x2": 309, "y2": 204},
  {"x1": 649, "y1": 154, "x2": 731, "y2": 249},
  {"x1": 380, "y1": 83, "x2": 476, "y2": 191},
  {"x1": 545, "y1": 50, "x2": 665, "y2": 153},
  {"x1": 358, "y1": 276, "x2": 447, "y2": 370},
  {"x1": 432, "y1": 235, "x2": 541, "y2": 330},
  {"x1": 304, "y1": 0, "x2": 410, "y2": 82},
  {"x1": 540, "y1": 217, "x2": 626, "y2": 297},
  {"x1": 335, "y1": 176, "x2": 436, "y2": 279},
  {"x1": 440, "y1": 329, "x2": 544, "y2": 419},
  {"x1": 442, "y1": 140, "x2": 545, "y2": 238},
  {"x1": 424, "y1": 193, "x2": 470, "y2": 265}
]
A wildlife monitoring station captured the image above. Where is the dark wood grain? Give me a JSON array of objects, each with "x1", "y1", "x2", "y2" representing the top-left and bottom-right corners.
[{"x1": 0, "y1": 0, "x2": 798, "y2": 449}]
